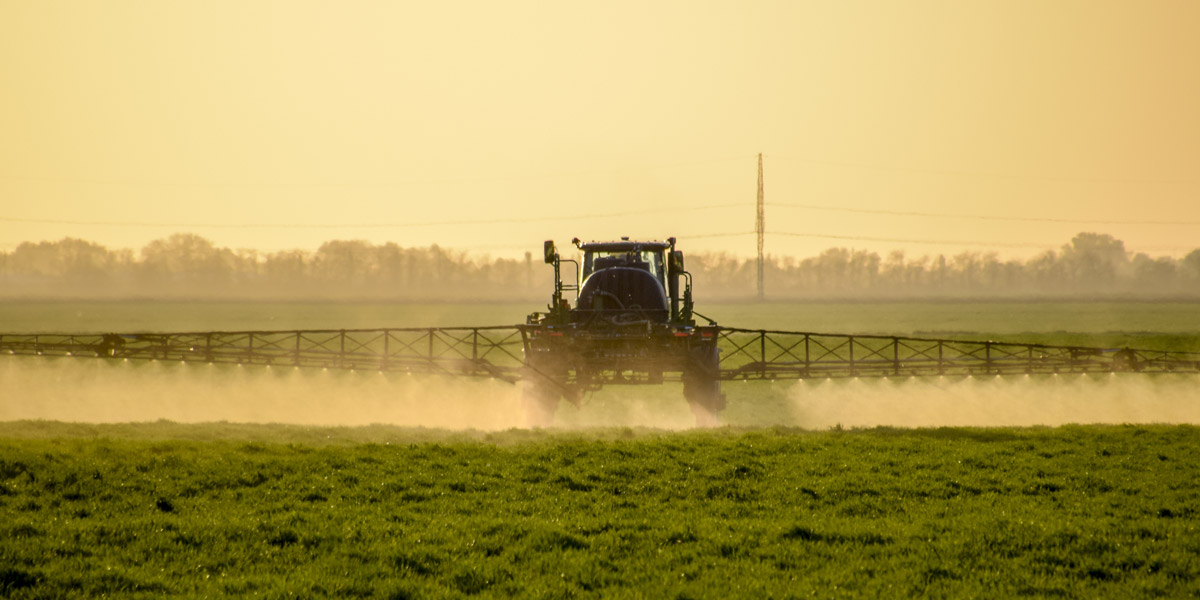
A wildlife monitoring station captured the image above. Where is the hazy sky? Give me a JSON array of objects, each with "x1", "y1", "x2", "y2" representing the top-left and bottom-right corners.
[{"x1": 2, "y1": 0, "x2": 1197, "y2": 260}]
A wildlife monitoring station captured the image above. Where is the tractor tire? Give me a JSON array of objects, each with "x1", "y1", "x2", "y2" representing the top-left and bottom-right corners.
[{"x1": 683, "y1": 344, "x2": 724, "y2": 427}]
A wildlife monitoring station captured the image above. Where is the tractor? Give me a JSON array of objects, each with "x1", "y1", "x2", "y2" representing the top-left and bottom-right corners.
[{"x1": 520, "y1": 237, "x2": 724, "y2": 425}]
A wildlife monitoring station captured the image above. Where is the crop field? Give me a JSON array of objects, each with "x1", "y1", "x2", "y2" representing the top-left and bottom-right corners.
[
  {"x1": 1, "y1": 300, "x2": 1198, "y2": 597},
  {"x1": 2, "y1": 422, "x2": 1199, "y2": 598}
]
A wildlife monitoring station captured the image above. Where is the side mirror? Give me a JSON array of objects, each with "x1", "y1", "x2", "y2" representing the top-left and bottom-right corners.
[
  {"x1": 543, "y1": 240, "x2": 558, "y2": 264},
  {"x1": 670, "y1": 250, "x2": 685, "y2": 271}
]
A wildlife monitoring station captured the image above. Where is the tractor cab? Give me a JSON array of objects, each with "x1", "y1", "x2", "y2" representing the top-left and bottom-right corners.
[
  {"x1": 576, "y1": 240, "x2": 672, "y2": 322},
  {"x1": 534, "y1": 236, "x2": 694, "y2": 327},
  {"x1": 580, "y1": 241, "x2": 670, "y2": 289}
]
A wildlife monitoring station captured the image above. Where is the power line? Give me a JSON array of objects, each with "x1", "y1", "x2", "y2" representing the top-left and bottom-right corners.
[
  {"x1": 10, "y1": 201, "x2": 1192, "y2": 230},
  {"x1": 0, "y1": 203, "x2": 746, "y2": 230},
  {"x1": 2, "y1": 204, "x2": 1192, "y2": 253},
  {"x1": 767, "y1": 154, "x2": 1198, "y2": 186},
  {"x1": 770, "y1": 231, "x2": 1196, "y2": 252},
  {"x1": 7, "y1": 152, "x2": 1195, "y2": 189},
  {"x1": 0, "y1": 155, "x2": 755, "y2": 189},
  {"x1": 4, "y1": 231, "x2": 1188, "y2": 253},
  {"x1": 3, "y1": 228, "x2": 1192, "y2": 252},
  {"x1": 688, "y1": 232, "x2": 755, "y2": 239},
  {"x1": 771, "y1": 202, "x2": 1200, "y2": 227},
  {"x1": 771, "y1": 231, "x2": 1054, "y2": 249}
]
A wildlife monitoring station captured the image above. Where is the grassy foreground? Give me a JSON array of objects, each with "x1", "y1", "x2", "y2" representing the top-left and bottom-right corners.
[{"x1": 1, "y1": 423, "x2": 1198, "y2": 598}]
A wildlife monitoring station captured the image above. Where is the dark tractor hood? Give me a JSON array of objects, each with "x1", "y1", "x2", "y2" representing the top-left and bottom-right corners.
[{"x1": 575, "y1": 267, "x2": 669, "y2": 322}]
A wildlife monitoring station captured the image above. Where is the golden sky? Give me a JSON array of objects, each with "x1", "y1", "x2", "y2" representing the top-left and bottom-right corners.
[{"x1": 2, "y1": 0, "x2": 1197, "y2": 260}]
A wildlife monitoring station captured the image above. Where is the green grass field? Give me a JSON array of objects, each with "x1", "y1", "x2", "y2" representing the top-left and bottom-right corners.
[
  {"x1": 2, "y1": 423, "x2": 1198, "y2": 598},
  {"x1": 2, "y1": 301, "x2": 1198, "y2": 597}
]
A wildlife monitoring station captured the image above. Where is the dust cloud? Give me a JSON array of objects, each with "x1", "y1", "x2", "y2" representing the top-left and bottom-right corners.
[
  {"x1": 781, "y1": 373, "x2": 1200, "y2": 429},
  {"x1": 0, "y1": 355, "x2": 706, "y2": 431},
  {"x1": 2, "y1": 356, "x2": 1198, "y2": 430},
  {"x1": 1, "y1": 356, "x2": 526, "y2": 430}
]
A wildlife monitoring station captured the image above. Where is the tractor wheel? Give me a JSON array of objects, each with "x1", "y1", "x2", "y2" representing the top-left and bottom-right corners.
[{"x1": 683, "y1": 344, "x2": 724, "y2": 427}]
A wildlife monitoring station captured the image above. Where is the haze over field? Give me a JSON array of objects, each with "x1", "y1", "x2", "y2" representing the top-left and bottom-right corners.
[
  {"x1": 4, "y1": 356, "x2": 1197, "y2": 429},
  {"x1": 2, "y1": 1, "x2": 1197, "y2": 261}
]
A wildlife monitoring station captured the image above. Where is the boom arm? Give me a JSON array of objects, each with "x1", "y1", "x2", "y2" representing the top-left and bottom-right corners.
[{"x1": 3, "y1": 328, "x2": 1196, "y2": 381}]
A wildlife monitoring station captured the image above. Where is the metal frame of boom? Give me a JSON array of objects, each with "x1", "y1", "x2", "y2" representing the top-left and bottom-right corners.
[
  {"x1": 3, "y1": 327, "x2": 1197, "y2": 381},
  {"x1": 0, "y1": 328, "x2": 527, "y2": 381},
  {"x1": 716, "y1": 329, "x2": 1200, "y2": 379}
]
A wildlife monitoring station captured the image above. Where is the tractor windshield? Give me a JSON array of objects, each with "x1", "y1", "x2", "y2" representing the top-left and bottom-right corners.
[{"x1": 585, "y1": 249, "x2": 665, "y2": 284}]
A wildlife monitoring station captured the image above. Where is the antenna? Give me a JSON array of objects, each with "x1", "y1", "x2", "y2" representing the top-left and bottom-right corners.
[{"x1": 756, "y1": 153, "x2": 765, "y2": 301}]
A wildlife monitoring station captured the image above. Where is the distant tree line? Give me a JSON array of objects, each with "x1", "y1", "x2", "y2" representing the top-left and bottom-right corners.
[
  {"x1": 0, "y1": 234, "x2": 538, "y2": 300},
  {"x1": 692, "y1": 233, "x2": 1200, "y2": 299},
  {"x1": 1, "y1": 232, "x2": 1198, "y2": 300}
]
